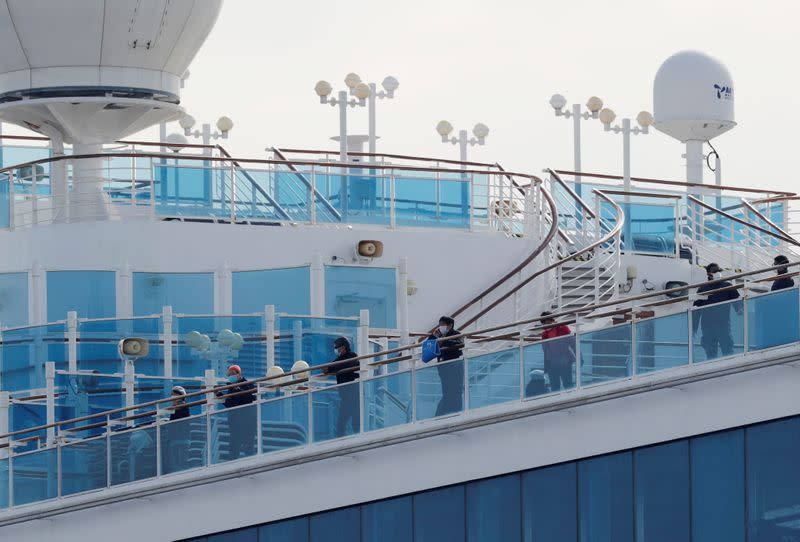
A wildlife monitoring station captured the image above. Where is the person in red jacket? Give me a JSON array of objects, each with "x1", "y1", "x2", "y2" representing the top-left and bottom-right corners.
[{"x1": 539, "y1": 311, "x2": 575, "y2": 391}]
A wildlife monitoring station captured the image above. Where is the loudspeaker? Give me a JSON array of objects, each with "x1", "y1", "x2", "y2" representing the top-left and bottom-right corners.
[
  {"x1": 357, "y1": 240, "x2": 384, "y2": 258},
  {"x1": 118, "y1": 338, "x2": 150, "y2": 359}
]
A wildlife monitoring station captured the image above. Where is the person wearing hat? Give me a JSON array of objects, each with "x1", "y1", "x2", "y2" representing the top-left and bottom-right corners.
[
  {"x1": 693, "y1": 263, "x2": 741, "y2": 359},
  {"x1": 538, "y1": 311, "x2": 575, "y2": 392},
  {"x1": 162, "y1": 385, "x2": 192, "y2": 473},
  {"x1": 169, "y1": 386, "x2": 190, "y2": 421},
  {"x1": 323, "y1": 337, "x2": 360, "y2": 436},
  {"x1": 430, "y1": 316, "x2": 465, "y2": 417},
  {"x1": 216, "y1": 364, "x2": 257, "y2": 460},
  {"x1": 771, "y1": 255, "x2": 795, "y2": 291}
]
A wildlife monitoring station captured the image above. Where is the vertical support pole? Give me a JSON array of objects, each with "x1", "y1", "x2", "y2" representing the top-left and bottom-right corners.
[
  {"x1": 358, "y1": 309, "x2": 369, "y2": 434},
  {"x1": 45, "y1": 362, "x2": 56, "y2": 446},
  {"x1": 574, "y1": 319, "x2": 582, "y2": 389},
  {"x1": 162, "y1": 306, "x2": 173, "y2": 378},
  {"x1": 0, "y1": 392, "x2": 10, "y2": 460},
  {"x1": 149, "y1": 158, "x2": 156, "y2": 219},
  {"x1": 622, "y1": 119, "x2": 632, "y2": 251},
  {"x1": 685, "y1": 140, "x2": 704, "y2": 184},
  {"x1": 31, "y1": 167, "x2": 38, "y2": 225},
  {"x1": 389, "y1": 173, "x2": 396, "y2": 229},
  {"x1": 292, "y1": 319, "x2": 303, "y2": 363},
  {"x1": 255, "y1": 381, "x2": 262, "y2": 455},
  {"x1": 310, "y1": 253, "x2": 324, "y2": 317},
  {"x1": 338, "y1": 91, "x2": 348, "y2": 163},
  {"x1": 368, "y1": 83, "x2": 377, "y2": 155},
  {"x1": 398, "y1": 259, "x2": 410, "y2": 347},
  {"x1": 310, "y1": 169, "x2": 317, "y2": 225},
  {"x1": 67, "y1": 311, "x2": 78, "y2": 372},
  {"x1": 630, "y1": 312, "x2": 637, "y2": 378},
  {"x1": 230, "y1": 162, "x2": 236, "y2": 223},
  {"x1": 265, "y1": 305, "x2": 276, "y2": 373},
  {"x1": 687, "y1": 307, "x2": 694, "y2": 365},
  {"x1": 123, "y1": 360, "x2": 135, "y2": 427},
  {"x1": 358, "y1": 309, "x2": 370, "y2": 360},
  {"x1": 204, "y1": 369, "x2": 216, "y2": 466},
  {"x1": 105, "y1": 414, "x2": 112, "y2": 488},
  {"x1": 518, "y1": 334, "x2": 525, "y2": 400},
  {"x1": 572, "y1": 104, "x2": 582, "y2": 199},
  {"x1": 742, "y1": 283, "x2": 749, "y2": 354}
]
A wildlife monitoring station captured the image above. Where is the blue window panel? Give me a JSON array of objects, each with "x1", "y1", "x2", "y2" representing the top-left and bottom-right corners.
[
  {"x1": 232, "y1": 267, "x2": 310, "y2": 315},
  {"x1": 633, "y1": 441, "x2": 690, "y2": 542},
  {"x1": 746, "y1": 417, "x2": 800, "y2": 542},
  {"x1": 578, "y1": 452, "x2": 633, "y2": 542},
  {"x1": 414, "y1": 485, "x2": 465, "y2": 542},
  {"x1": 310, "y1": 507, "x2": 360, "y2": 542},
  {"x1": 0, "y1": 179, "x2": 9, "y2": 229},
  {"x1": 522, "y1": 463, "x2": 577, "y2": 542},
  {"x1": 466, "y1": 474, "x2": 521, "y2": 542},
  {"x1": 258, "y1": 517, "x2": 308, "y2": 542},
  {"x1": 133, "y1": 272, "x2": 214, "y2": 316},
  {"x1": 325, "y1": 266, "x2": 397, "y2": 329},
  {"x1": 47, "y1": 271, "x2": 116, "y2": 321},
  {"x1": 208, "y1": 527, "x2": 257, "y2": 542},
  {"x1": 362, "y1": 496, "x2": 412, "y2": 542},
  {"x1": 747, "y1": 288, "x2": 800, "y2": 351},
  {"x1": 691, "y1": 429, "x2": 745, "y2": 542},
  {"x1": 0, "y1": 272, "x2": 28, "y2": 328}
]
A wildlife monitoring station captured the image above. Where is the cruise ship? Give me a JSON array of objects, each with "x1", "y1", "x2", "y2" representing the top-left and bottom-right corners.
[{"x1": 0, "y1": 2, "x2": 799, "y2": 541}]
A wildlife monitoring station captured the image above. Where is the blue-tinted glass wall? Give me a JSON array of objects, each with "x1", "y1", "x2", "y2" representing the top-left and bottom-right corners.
[
  {"x1": 0, "y1": 272, "x2": 28, "y2": 327},
  {"x1": 133, "y1": 272, "x2": 214, "y2": 316},
  {"x1": 232, "y1": 267, "x2": 310, "y2": 315},
  {"x1": 325, "y1": 266, "x2": 397, "y2": 328},
  {"x1": 47, "y1": 271, "x2": 116, "y2": 321}
]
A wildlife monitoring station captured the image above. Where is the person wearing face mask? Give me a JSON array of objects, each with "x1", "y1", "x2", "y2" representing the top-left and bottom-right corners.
[
  {"x1": 430, "y1": 316, "x2": 465, "y2": 417},
  {"x1": 216, "y1": 364, "x2": 257, "y2": 460},
  {"x1": 693, "y1": 263, "x2": 741, "y2": 360},
  {"x1": 771, "y1": 255, "x2": 795, "y2": 291},
  {"x1": 323, "y1": 337, "x2": 360, "y2": 436}
]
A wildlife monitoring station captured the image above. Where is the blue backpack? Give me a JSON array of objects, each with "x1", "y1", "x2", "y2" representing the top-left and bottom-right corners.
[{"x1": 421, "y1": 338, "x2": 441, "y2": 363}]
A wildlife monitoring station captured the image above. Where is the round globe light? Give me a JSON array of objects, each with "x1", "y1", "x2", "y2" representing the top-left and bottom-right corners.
[
  {"x1": 216, "y1": 116, "x2": 234, "y2": 133},
  {"x1": 344, "y1": 72, "x2": 362, "y2": 89},
  {"x1": 473, "y1": 123, "x2": 490, "y2": 139},
  {"x1": 354, "y1": 82, "x2": 371, "y2": 100},
  {"x1": 549, "y1": 94, "x2": 567, "y2": 110},
  {"x1": 201, "y1": 334, "x2": 211, "y2": 351},
  {"x1": 291, "y1": 360, "x2": 311, "y2": 380},
  {"x1": 382, "y1": 76, "x2": 399, "y2": 92},
  {"x1": 436, "y1": 120, "x2": 453, "y2": 137},
  {"x1": 636, "y1": 110, "x2": 654, "y2": 128},
  {"x1": 314, "y1": 80, "x2": 332, "y2": 97},
  {"x1": 218, "y1": 328, "x2": 235, "y2": 346},
  {"x1": 230, "y1": 332, "x2": 244, "y2": 351},
  {"x1": 267, "y1": 365, "x2": 285, "y2": 378},
  {"x1": 179, "y1": 114, "x2": 196, "y2": 130},
  {"x1": 586, "y1": 96, "x2": 604, "y2": 113},
  {"x1": 599, "y1": 108, "x2": 617, "y2": 125},
  {"x1": 164, "y1": 133, "x2": 188, "y2": 152},
  {"x1": 185, "y1": 330, "x2": 205, "y2": 349}
]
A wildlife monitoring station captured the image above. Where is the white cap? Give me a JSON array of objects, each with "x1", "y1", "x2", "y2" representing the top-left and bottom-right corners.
[{"x1": 171, "y1": 386, "x2": 186, "y2": 395}]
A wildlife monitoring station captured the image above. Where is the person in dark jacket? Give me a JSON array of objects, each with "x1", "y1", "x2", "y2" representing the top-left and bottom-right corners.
[
  {"x1": 323, "y1": 337, "x2": 360, "y2": 436},
  {"x1": 693, "y1": 263, "x2": 741, "y2": 359},
  {"x1": 168, "y1": 386, "x2": 190, "y2": 421},
  {"x1": 163, "y1": 385, "x2": 191, "y2": 473},
  {"x1": 216, "y1": 364, "x2": 257, "y2": 460},
  {"x1": 538, "y1": 311, "x2": 575, "y2": 392},
  {"x1": 430, "y1": 316, "x2": 465, "y2": 417},
  {"x1": 771, "y1": 255, "x2": 795, "y2": 291}
]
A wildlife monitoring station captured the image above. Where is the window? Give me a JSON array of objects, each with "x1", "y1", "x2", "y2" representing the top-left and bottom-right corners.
[
  {"x1": 133, "y1": 272, "x2": 214, "y2": 316},
  {"x1": 466, "y1": 474, "x2": 521, "y2": 542},
  {"x1": 310, "y1": 507, "x2": 360, "y2": 542},
  {"x1": 232, "y1": 267, "x2": 310, "y2": 315},
  {"x1": 47, "y1": 271, "x2": 116, "y2": 321},
  {"x1": 325, "y1": 266, "x2": 397, "y2": 328},
  {"x1": 414, "y1": 485, "x2": 465, "y2": 542},
  {"x1": 0, "y1": 272, "x2": 28, "y2": 327},
  {"x1": 362, "y1": 496, "x2": 412, "y2": 542},
  {"x1": 634, "y1": 441, "x2": 690, "y2": 542},
  {"x1": 522, "y1": 463, "x2": 577, "y2": 542},
  {"x1": 578, "y1": 452, "x2": 633, "y2": 542}
]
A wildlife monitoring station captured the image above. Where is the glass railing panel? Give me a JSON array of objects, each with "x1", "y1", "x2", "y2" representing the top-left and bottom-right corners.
[
  {"x1": 160, "y1": 414, "x2": 208, "y2": 475},
  {"x1": 580, "y1": 323, "x2": 632, "y2": 386},
  {"x1": 12, "y1": 447, "x2": 57, "y2": 506},
  {"x1": 261, "y1": 393, "x2": 309, "y2": 452},
  {"x1": 134, "y1": 376, "x2": 205, "y2": 421},
  {"x1": 78, "y1": 318, "x2": 163, "y2": 375},
  {"x1": 1, "y1": 323, "x2": 67, "y2": 392},
  {"x1": 394, "y1": 176, "x2": 469, "y2": 229},
  {"x1": 747, "y1": 288, "x2": 800, "y2": 351},
  {"x1": 0, "y1": 458, "x2": 8, "y2": 509},
  {"x1": 153, "y1": 165, "x2": 226, "y2": 218},
  {"x1": 523, "y1": 335, "x2": 577, "y2": 398},
  {"x1": 0, "y1": 145, "x2": 51, "y2": 170},
  {"x1": 692, "y1": 299, "x2": 744, "y2": 363},
  {"x1": 210, "y1": 403, "x2": 258, "y2": 464},
  {"x1": 623, "y1": 202, "x2": 677, "y2": 255},
  {"x1": 55, "y1": 373, "x2": 125, "y2": 439},
  {"x1": 363, "y1": 371, "x2": 412, "y2": 431},
  {"x1": 275, "y1": 316, "x2": 358, "y2": 373},
  {"x1": 174, "y1": 315, "x2": 264, "y2": 379},
  {"x1": 636, "y1": 312, "x2": 689, "y2": 374},
  {"x1": 60, "y1": 435, "x2": 108, "y2": 496},
  {"x1": 343, "y1": 172, "x2": 391, "y2": 226},
  {"x1": 109, "y1": 425, "x2": 157, "y2": 486},
  {"x1": 468, "y1": 347, "x2": 520, "y2": 409},
  {"x1": 415, "y1": 358, "x2": 464, "y2": 420},
  {"x1": 0, "y1": 178, "x2": 9, "y2": 229},
  {"x1": 311, "y1": 380, "x2": 360, "y2": 442}
]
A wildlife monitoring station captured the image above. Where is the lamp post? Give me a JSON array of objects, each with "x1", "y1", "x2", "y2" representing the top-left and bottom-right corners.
[
  {"x1": 344, "y1": 74, "x2": 399, "y2": 155},
  {"x1": 314, "y1": 75, "x2": 370, "y2": 163},
  {"x1": 179, "y1": 115, "x2": 234, "y2": 150},
  {"x1": 549, "y1": 94, "x2": 604, "y2": 197},
  {"x1": 435, "y1": 121, "x2": 489, "y2": 164}
]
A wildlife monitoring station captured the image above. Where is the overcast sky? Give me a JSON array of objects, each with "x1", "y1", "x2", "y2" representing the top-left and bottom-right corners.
[{"x1": 8, "y1": 0, "x2": 800, "y2": 192}]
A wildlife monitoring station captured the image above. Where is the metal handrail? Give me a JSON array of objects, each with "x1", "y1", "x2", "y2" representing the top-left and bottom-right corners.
[
  {"x1": 687, "y1": 195, "x2": 800, "y2": 247},
  {"x1": 740, "y1": 199, "x2": 796, "y2": 243},
  {"x1": 269, "y1": 146, "x2": 342, "y2": 220}
]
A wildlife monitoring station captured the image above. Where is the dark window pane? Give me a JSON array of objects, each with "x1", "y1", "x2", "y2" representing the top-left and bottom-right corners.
[
  {"x1": 746, "y1": 417, "x2": 800, "y2": 542},
  {"x1": 259, "y1": 517, "x2": 308, "y2": 542},
  {"x1": 578, "y1": 452, "x2": 633, "y2": 542},
  {"x1": 691, "y1": 429, "x2": 745, "y2": 542},
  {"x1": 362, "y1": 496, "x2": 412, "y2": 542},
  {"x1": 466, "y1": 474, "x2": 521, "y2": 542},
  {"x1": 208, "y1": 527, "x2": 256, "y2": 542},
  {"x1": 633, "y1": 441, "x2": 689, "y2": 542},
  {"x1": 310, "y1": 507, "x2": 360, "y2": 542},
  {"x1": 522, "y1": 463, "x2": 577, "y2": 542},
  {"x1": 414, "y1": 485, "x2": 465, "y2": 542}
]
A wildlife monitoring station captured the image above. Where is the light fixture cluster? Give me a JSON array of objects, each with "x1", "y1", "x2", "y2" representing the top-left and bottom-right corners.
[{"x1": 436, "y1": 120, "x2": 490, "y2": 145}]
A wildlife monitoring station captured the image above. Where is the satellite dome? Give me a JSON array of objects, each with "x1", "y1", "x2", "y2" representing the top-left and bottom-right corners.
[{"x1": 653, "y1": 50, "x2": 736, "y2": 142}]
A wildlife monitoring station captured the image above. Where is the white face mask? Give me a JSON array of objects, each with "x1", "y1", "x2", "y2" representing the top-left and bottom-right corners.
[
  {"x1": 438, "y1": 325, "x2": 449, "y2": 335},
  {"x1": 712, "y1": 271, "x2": 722, "y2": 280}
]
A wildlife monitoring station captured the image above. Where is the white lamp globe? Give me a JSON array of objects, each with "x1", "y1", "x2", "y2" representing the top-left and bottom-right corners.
[
  {"x1": 599, "y1": 108, "x2": 617, "y2": 125},
  {"x1": 216, "y1": 116, "x2": 234, "y2": 133},
  {"x1": 179, "y1": 114, "x2": 196, "y2": 130},
  {"x1": 354, "y1": 82, "x2": 371, "y2": 100},
  {"x1": 436, "y1": 120, "x2": 453, "y2": 137},
  {"x1": 344, "y1": 72, "x2": 362, "y2": 89},
  {"x1": 314, "y1": 80, "x2": 332, "y2": 97},
  {"x1": 201, "y1": 334, "x2": 211, "y2": 351},
  {"x1": 185, "y1": 330, "x2": 205, "y2": 349},
  {"x1": 473, "y1": 123, "x2": 490, "y2": 139},
  {"x1": 549, "y1": 94, "x2": 567, "y2": 110},
  {"x1": 218, "y1": 329, "x2": 235, "y2": 346},
  {"x1": 291, "y1": 360, "x2": 311, "y2": 380},
  {"x1": 267, "y1": 365, "x2": 284, "y2": 378},
  {"x1": 165, "y1": 133, "x2": 188, "y2": 152},
  {"x1": 636, "y1": 111, "x2": 654, "y2": 128},
  {"x1": 230, "y1": 332, "x2": 244, "y2": 351},
  {"x1": 382, "y1": 76, "x2": 399, "y2": 92},
  {"x1": 586, "y1": 96, "x2": 604, "y2": 113}
]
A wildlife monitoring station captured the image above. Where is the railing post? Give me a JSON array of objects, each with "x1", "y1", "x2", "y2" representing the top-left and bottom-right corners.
[
  {"x1": 105, "y1": 414, "x2": 112, "y2": 488},
  {"x1": 45, "y1": 362, "x2": 56, "y2": 446},
  {"x1": 574, "y1": 319, "x2": 582, "y2": 389},
  {"x1": 358, "y1": 309, "x2": 370, "y2": 365},
  {"x1": 130, "y1": 152, "x2": 137, "y2": 208},
  {"x1": 67, "y1": 311, "x2": 78, "y2": 372},
  {"x1": 398, "y1": 259, "x2": 410, "y2": 351},
  {"x1": 687, "y1": 307, "x2": 694, "y2": 365},
  {"x1": 230, "y1": 162, "x2": 236, "y2": 223},
  {"x1": 8, "y1": 170, "x2": 14, "y2": 231},
  {"x1": 265, "y1": 305, "x2": 276, "y2": 373},
  {"x1": 31, "y1": 167, "x2": 38, "y2": 225},
  {"x1": 518, "y1": 333, "x2": 525, "y2": 400},
  {"x1": 204, "y1": 369, "x2": 216, "y2": 466},
  {"x1": 149, "y1": 158, "x2": 156, "y2": 219},
  {"x1": 310, "y1": 169, "x2": 317, "y2": 225},
  {"x1": 311, "y1": 253, "x2": 324, "y2": 317},
  {"x1": 124, "y1": 360, "x2": 135, "y2": 427},
  {"x1": 0, "y1": 392, "x2": 9, "y2": 460},
  {"x1": 742, "y1": 281, "x2": 749, "y2": 353},
  {"x1": 630, "y1": 312, "x2": 638, "y2": 378},
  {"x1": 162, "y1": 306, "x2": 173, "y2": 378},
  {"x1": 358, "y1": 309, "x2": 370, "y2": 434},
  {"x1": 292, "y1": 319, "x2": 303, "y2": 364},
  {"x1": 389, "y1": 173, "x2": 396, "y2": 229},
  {"x1": 155, "y1": 410, "x2": 162, "y2": 477},
  {"x1": 255, "y1": 384, "x2": 263, "y2": 455},
  {"x1": 468, "y1": 174, "x2": 474, "y2": 232},
  {"x1": 410, "y1": 357, "x2": 417, "y2": 423}
]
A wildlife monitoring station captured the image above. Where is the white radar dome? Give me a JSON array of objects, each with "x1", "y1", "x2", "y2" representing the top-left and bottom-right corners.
[{"x1": 653, "y1": 50, "x2": 736, "y2": 142}]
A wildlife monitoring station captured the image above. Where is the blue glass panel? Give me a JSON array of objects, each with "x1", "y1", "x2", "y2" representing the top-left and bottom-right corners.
[
  {"x1": 394, "y1": 175, "x2": 469, "y2": 229},
  {"x1": 54, "y1": 373, "x2": 125, "y2": 439},
  {"x1": 258, "y1": 517, "x2": 309, "y2": 542},
  {"x1": 109, "y1": 426, "x2": 157, "y2": 485},
  {"x1": 0, "y1": 179, "x2": 9, "y2": 228},
  {"x1": 325, "y1": 266, "x2": 397, "y2": 329},
  {"x1": 210, "y1": 403, "x2": 258, "y2": 464},
  {"x1": 154, "y1": 164, "x2": 220, "y2": 218},
  {"x1": 580, "y1": 324, "x2": 631, "y2": 385},
  {"x1": 0, "y1": 458, "x2": 7, "y2": 509},
  {"x1": 0, "y1": 272, "x2": 28, "y2": 327},
  {"x1": 60, "y1": 436, "x2": 108, "y2": 496},
  {"x1": 691, "y1": 429, "x2": 745, "y2": 542},
  {"x1": 12, "y1": 447, "x2": 57, "y2": 506},
  {"x1": 747, "y1": 288, "x2": 799, "y2": 351},
  {"x1": 636, "y1": 312, "x2": 688, "y2": 373},
  {"x1": 466, "y1": 474, "x2": 521, "y2": 542},
  {"x1": 312, "y1": 381, "x2": 360, "y2": 441},
  {"x1": 10, "y1": 402, "x2": 46, "y2": 453},
  {"x1": 133, "y1": 272, "x2": 214, "y2": 316},
  {"x1": 746, "y1": 417, "x2": 800, "y2": 541},
  {"x1": 363, "y1": 371, "x2": 411, "y2": 431},
  {"x1": 633, "y1": 441, "x2": 690, "y2": 542},
  {"x1": 232, "y1": 267, "x2": 311, "y2": 315},
  {"x1": 692, "y1": 299, "x2": 744, "y2": 362},
  {"x1": 1, "y1": 323, "x2": 66, "y2": 391},
  {"x1": 275, "y1": 316, "x2": 358, "y2": 373},
  {"x1": 174, "y1": 315, "x2": 264, "y2": 378},
  {"x1": 415, "y1": 359, "x2": 464, "y2": 420},
  {"x1": 524, "y1": 334, "x2": 576, "y2": 397},
  {"x1": 208, "y1": 527, "x2": 257, "y2": 542},
  {"x1": 522, "y1": 463, "x2": 577, "y2": 542},
  {"x1": 468, "y1": 347, "x2": 520, "y2": 409},
  {"x1": 578, "y1": 451, "x2": 634, "y2": 542},
  {"x1": 77, "y1": 317, "x2": 163, "y2": 374},
  {"x1": 261, "y1": 394, "x2": 309, "y2": 453},
  {"x1": 47, "y1": 271, "x2": 116, "y2": 320},
  {"x1": 414, "y1": 485, "x2": 465, "y2": 542},
  {"x1": 362, "y1": 496, "x2": 412, "y2": 542},
  {"x1": 310, "y1": 507, "x2": 360, "y2": 542},
  {"x1": 160, "y1": 414, "x2": 208, "y2": 475},
  {"x1": 341, "y1": 171, "x2": 391, "y2": 225},
  {"x1": 1, "y1": 145, "x2": 50, "y2": 169},
  {"x1": 622, "y1": 203, "x2": 677, "y2": 254}
]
